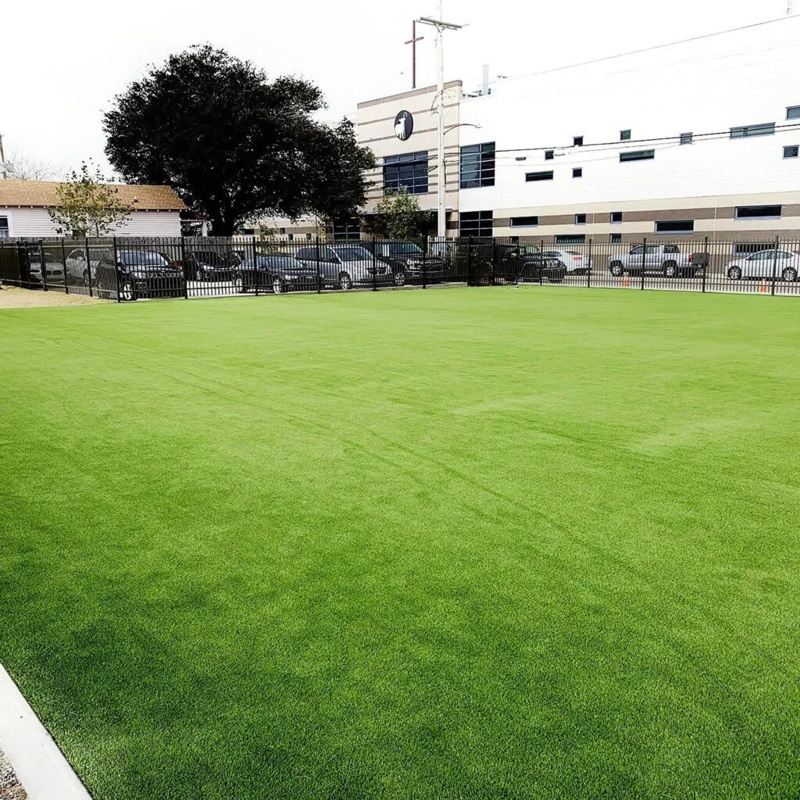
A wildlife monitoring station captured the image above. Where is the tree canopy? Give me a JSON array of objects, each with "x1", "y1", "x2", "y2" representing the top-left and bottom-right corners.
[
  {"x1": 367, "y1": 189, "x2": 435, "y2": 240},
  {"x1": 103, "y1": 45, "x2": 375, "y2": 235}
]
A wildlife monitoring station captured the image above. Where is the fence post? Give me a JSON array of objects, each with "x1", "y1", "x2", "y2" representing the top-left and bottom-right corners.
[
  {"x1": 372, "y1": 238, "x2": 377, "y2": 291},
  {"x1": 84, "y1": 238, "x2": 93, "y2": 297},
  {"x1": 702, "y1": 236, "x2": 708, "y2": 293},
  {"x1": 423, "y1": 240, "x2": 428, "y2": 289},
  {"x1": 466, "y1": 237, "x2": 473, "y2": 285},
  {"x1": 640, "y1": 238, "x2": 647, "y2": 290},
  {"x1": 39, "y1": 241, "x2": 48, "y2": 292},
  {"x1": 112, "y1": 236, "x2": 121, "y2": 302},
  {"x1": 315, "y1": 236, "x2": 322, "y2": 294},
  {"x1": 771, "y1": 235, "x2": 780, "y2": 296},
  {"x1": 540, "y1": 239, "x2": 545, "y2": 286},
  {"x1": 252, "y1": 236, "x2": 259, "y2": 296},
  {"x1": 0, "y1": 239, "x2": 4, "y2": 286},
  {"x1": 180, "y1": 237, "x2": 189, "y2": 299},
  {"x1": 587, "y1": 239, "x2": 593, "y2": 288},
  {"x1": 60, "y1": 239, "x2": 69, "y2": 294}
]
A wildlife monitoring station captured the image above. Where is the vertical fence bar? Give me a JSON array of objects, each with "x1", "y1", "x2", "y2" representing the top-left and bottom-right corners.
[
  {"x1": 84, "y1": 238, "x2": 93, "y2": 297},
  {"x1": 112, "y1": 236, "x2": 120, "y2": 302},
  {"x1": 39, "y1": 241, "x2": 48, "y2": 292},
  {"x1": 180, "y1": 237, "x2": 189, "y2": 299},
  {"x1": 587, "y1": 239, "x2": 593, "y2": 288},
  {"x1": 466, "y1": 237, "x2": 473, "y2": 285},
  {"x1": 0, "y1": 239, "x2": 4, "y2": 286},
  {"x1": 640, "y1": 238, "x2": 647, "y2": 290},
  {"x1": 315, "y1": 236, "x2": 322, "y2": 294},
  {"x1": 60, "y1": 239, "x2": 69, "y2": 294},
  {"x1": 702, "y1": 236, "x2": 708, "y2": 293},
  {"x1": 252, "y1": 236, "x2": 259, "y2": 296},
  {"x1": 372, "y1": 238, "x2": 377, "y2": 291},
  {"x1": 771, "y1": 235, "x2": 779, "y2": 296}
]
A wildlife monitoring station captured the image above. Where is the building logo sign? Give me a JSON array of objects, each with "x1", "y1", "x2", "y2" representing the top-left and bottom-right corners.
[{"x1": 394, "y1": 111, "x2": 414, "y2": 141}]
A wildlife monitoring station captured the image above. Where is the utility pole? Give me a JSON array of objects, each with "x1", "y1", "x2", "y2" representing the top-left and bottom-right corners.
[
  {"x1": 418, "y1": 3, "x2": 462, "y2": 239},
  {"x1": 405, "y1": 21, "x2": 424, "y2": 90}
]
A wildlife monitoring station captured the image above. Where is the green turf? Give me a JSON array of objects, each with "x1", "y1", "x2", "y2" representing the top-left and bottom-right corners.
[{"x1": 1, "y1": 288, "x2": 799, "y2": 799}]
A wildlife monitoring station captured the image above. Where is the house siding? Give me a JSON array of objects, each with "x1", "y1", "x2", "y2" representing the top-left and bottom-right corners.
[{"x1": 0, "y1": 208, "x2": 182, "y2": 238}]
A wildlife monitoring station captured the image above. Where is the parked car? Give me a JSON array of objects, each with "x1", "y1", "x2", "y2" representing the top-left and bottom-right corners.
[
  {"x1": 498, "y1": 245, "x2": 566, "y2": 283},
  {"x1": 608, "y1": 244, "x2": 707, "y2": 277},
  {"x1": 294, "y1": 244, "x2": 394, "y2": 290},
  {"x1": 95, "y1": 250, "x2": 186, "y2": 301},
  {"x1": 359, "y1": 241, "x2": 444, "y2": 286},
  {"x1": 725, "y1": 249, "x2": 800, "y2": 281},
  {"x1": 185, "y1": 250, "x2": 242, "y2": 282},
  {"x1": 27, "y1": 249, "x2": 65, "y2": 287},
  {"x1": 542, "y1": 249, "x2": 592, "y2": 275},
  {"x1": 235, "y1": 255, "x2": 317, "y2": 293},
  {"x1": 65, "y1": 248, "x2": 106, "y2": 286}
]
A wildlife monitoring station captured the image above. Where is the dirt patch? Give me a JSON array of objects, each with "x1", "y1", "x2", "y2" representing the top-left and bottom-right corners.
[
  {"x1": 0, "y1": 751, "x2": 26, "y2": 800},
  {"x1": 0, "y1": 285, "x2": 110, "y2": 309}
]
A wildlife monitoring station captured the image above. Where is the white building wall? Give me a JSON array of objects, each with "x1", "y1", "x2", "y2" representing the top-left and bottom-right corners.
[
  {"x1": 0, "y1": 208, "x2": 182, "y2": 238},
  {"x1": 452, "y1": 17, "x2": 800, "y2": 228}
]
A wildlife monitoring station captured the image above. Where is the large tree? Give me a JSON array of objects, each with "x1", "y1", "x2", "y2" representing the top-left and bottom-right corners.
[{"x1": 103, "y1": 45, "x2": 375, "y2": 235}]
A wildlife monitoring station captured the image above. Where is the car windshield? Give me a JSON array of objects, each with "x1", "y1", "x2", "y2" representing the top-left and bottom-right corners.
[
  {"x1": 334, "y1": 247, "x2": 372, "y2": 262},
  {"x1": 266, "y1": 256, "x2": 306, "y2": 270},
  {"x1": 194, "y1": 252, "x2": 229, "y2": 266},
  {"x1": 120, "y1": 252, "x2": 168, "y2": 267},
  {"x1": 392, "y1": 243, "x2": 424, "y2": 255}
]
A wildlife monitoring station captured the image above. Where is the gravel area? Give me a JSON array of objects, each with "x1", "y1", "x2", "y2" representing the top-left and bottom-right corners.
[
  {"x1": 0, "y1": 751, "x2": 26, "y2": 800},
  {"x1": 0, "y1": 285, "x2": 110, "y2": 309}
]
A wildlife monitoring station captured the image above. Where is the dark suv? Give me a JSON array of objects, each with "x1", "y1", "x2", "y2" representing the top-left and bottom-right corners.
[
  {"x1": 185, "y1": 250, "x2": 241, "y2": 282},
  {"x1": 499, "y1": 245, "x2": 565, "y2": 283},
  {"x1": 359, "y1": 241, "x2": 443, "y2": 286},
  {"x1": 96, "y1": 250, "x2": 186, "y2": 301}
]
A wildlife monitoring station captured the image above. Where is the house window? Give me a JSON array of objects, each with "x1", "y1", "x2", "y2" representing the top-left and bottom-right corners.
[
  {"x1": 575, "y1": 214, "x2": 587, "y2": 225},
  {"x1": 288, "y1": 234, "x2": 294, "y2": 242},
  {"x1": 610, "y1": 233, "x2": 622, "y2": 244},
  {"x1": 573, "y1": 136, "x2": 584, "y2": 147},
  {"x1": 0, "y1": 217, "x2": 8, "y2": 239},
  {"x1": 525, "y1": 171, "x2": 554, "y2": 182},
  {"x1": 787, "y1": 106, "x2": 800, "y2": 119},
  {"x1": 655, "y1": 220, "x2": 694, "y2": 234},
  {"x1": 620, "y1": 129, "x2": 631, "y2": 141},
  {"x1": 544, "y1": 150, "x2": 555, "y2": 161},
  {"x1": 279, "y1": 227, "x2": 286, "y2": 234},
  {"x1": 620, "y1": 150, "x2": 655, "y2": 162},
  {"x1": 680, "y1": 132, "x2": 694, "y2": 145},
  {"x1": 556, "y1": 234, "x2": 585, "y2": 245},
  {"x1": 730, "y1": 123, "x2": 775, "y2": 139},
  {"x1": 573, "y1": 168, "x2": 583, "y2": 178},
  {"x1": 510, "y1": 216, "x2": 539, "y2": 227},
  {"x1": 460, "y1": 210, "x2": 493, "y2": 238},
  {"x1": 385, "y1": 151, "x2": 429, "y2": 195},
  {"x1": 784, "y1": 145, "x2": 799, "y2": 159},
  {"x1": 610, "y1": 212, "x2": 623, "y2": 223},
  {"x1": 460, "y1": 143, "x2": 496, "y2": 189},
  {"x1": 735, "y1": 205, "x2": 782, "y2": 219}
]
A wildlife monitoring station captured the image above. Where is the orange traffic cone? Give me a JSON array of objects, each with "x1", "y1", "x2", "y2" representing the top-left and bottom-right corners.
[{"x1": 622, "y1": 272, "x2": 630, "y2": 288}]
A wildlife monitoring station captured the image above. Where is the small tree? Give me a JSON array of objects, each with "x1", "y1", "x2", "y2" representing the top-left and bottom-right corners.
[
  {"x1": 370, "y1": 189, "x2": 434, "y2": 240},
  {"x1": 48, "y1": 162, "x2": 131, "y2": 237}
]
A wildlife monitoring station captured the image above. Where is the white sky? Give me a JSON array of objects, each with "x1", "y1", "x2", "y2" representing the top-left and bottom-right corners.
[{"x1": 0, "y1": 0, "x2": 790, "y2": 177}]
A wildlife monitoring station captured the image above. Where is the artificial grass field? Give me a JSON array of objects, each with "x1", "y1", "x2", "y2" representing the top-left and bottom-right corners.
[{"x1": 1, "y1": 287, "x2": 799, "y2": 799}]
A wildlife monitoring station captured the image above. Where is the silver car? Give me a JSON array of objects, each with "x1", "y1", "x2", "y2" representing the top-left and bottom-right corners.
[{"x1": 295, "y1": 244, "x2": 393, "y2": 290}]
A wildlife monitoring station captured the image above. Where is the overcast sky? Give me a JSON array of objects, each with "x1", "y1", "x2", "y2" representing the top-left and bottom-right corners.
[{"x1": 1, "y1": 0, "x2": 791, "y2": 178}]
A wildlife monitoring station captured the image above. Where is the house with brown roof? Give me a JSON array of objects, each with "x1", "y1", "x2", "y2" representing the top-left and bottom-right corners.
[{"x1": 0, "y1": 180, "x2": 185, "y2": 238}]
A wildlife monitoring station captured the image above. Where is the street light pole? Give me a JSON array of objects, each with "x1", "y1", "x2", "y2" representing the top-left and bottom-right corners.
[{"x1": 418, "y1": 5, "x2": 462, "y2": 240}]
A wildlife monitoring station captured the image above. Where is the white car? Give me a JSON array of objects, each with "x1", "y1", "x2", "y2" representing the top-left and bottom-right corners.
[
  {"x1": 65, "y1": 248, "x2": 104, "y2": 286},
  {"x1": 725, "y1": 249, "x2": 800, "y2": 282},
  {"x1": 543, "y1": 249, "x2": 592, "y2": 274}
]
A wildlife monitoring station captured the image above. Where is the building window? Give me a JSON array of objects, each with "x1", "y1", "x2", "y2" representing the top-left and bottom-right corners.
[
  {"x1": 333, "y1": 219, "x2": 361, "y2": 240},
  {"x1": 784, "y1": 145, "x2": 799, "y2": 159},
  {"x1": 556, "y1": 234, "x2": 585, "y2": 245},
  {"x1": 733, "y1": 241, "x2": 774, "y2": 254},
  {"x1": 241, "y1": 228, "x2": 256, "y2": 235},
  {"x1": 279, "y1": 227, "x2": 286, "y2": 234},
  {"x1": 0, "y1": 217, "x2": 8, "y2": 239},
  {"x1": 787, "y1": 106, "x2": 800, "y2": 120},
  {"x1": 460, "y1": 210, "x2": 493, "y2": 238},
  {"x1": 575, "y1": 213, "x2": 587, "y2": 225},
  {"x1": 544, "y1": 150, "x2": 554, "y2": 161},
  {"x1": 460, "y1": 143, "x2": 496, "y2": 189},
  {"x1": 525, "y1": 171, "x2": 554, "y2": 182},
  {"x1": 610, "y1": 211, "x2": 623, "y2": 223},
  {"x1": 573, "y1": 168, "x2": 583, "y2": 178},
  {"x1": 735, "y1": 205, "x2": 782, "y2": 219},
  {"x1": 288, "y1": 233, "x2": 294, "y2": 242},
  {"x1": 620, "y1": 129, "x2": 631, "y2": 141},
  {"x1": 610, "y1": 233, "x2": 622, "y2": 244},
  {"x1": 730, "y1": 123, "x2": 775, "y2": 139},
  {"x1": 680, "y1": 132, "x2": 693, "y2": 145},
  {"x1": 510, "y1": 216, "x2": 539, "y2": 227},
  {"x1": 655, "y1": 220, "x2": 694, "y2": 234},
  {"x1": 620, "y1": 150, "x2": 655, "y2": 162},
  {"x1": 384, "y1": 151, "x2": 429, "y2": 195},
  {"x1": 573, "y1": 136, "x2": 584, "y2": 147}
]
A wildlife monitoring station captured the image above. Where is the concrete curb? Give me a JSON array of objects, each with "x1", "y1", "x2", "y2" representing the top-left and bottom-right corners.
[{"x1": 0, "y1": 665, "x2": 92, "y2": 800}]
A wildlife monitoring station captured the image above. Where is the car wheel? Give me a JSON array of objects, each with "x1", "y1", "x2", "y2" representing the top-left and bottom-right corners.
[
  {"x1": 119, "y1": 279, "x2": 134, "y2": 302},
  {"x1": 273, "y1": 277, "x2": 284, "y2": 294},
  {"x1": 664, "y1": 261, "x2": 678, "y2": 278},
  {"x1": 394, "y1": 270, "x2": 406, "y2": 287},
  {"x1": 339, "y1": 272, "x2": 353, "y2": 291},
  {"x1": 610, "y1": 262, "x2": 624, "y2": 277},
  {"x1": 727, "y1": 266, "x2": 742, "y2": 280},
  {"x1": 782, "y1": 267, "x2": 798, "y2": 282},
  {"x1": 234, "y1": 275, "x2": 247, "y2": 293}
]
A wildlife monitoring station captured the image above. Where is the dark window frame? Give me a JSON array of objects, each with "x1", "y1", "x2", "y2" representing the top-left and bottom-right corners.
[
  {"x1": 544, "y1": 150, "x2": 555, "y2": 161},
  {"x1": 734, "y1": 205, "x2": 782, "y2": 219},
  {"x1": 556, "y1": 234, "x2": 586, "y2": 245},
  {"x1": 610, "y1": 212, "x2": 623, "y2": 224},
  {"x1": 575, "y1": 213, "x2": 587, "y2": 225},
  {"x1": 460, "y1": 210, "x2": 493, "y2": 238},
  {"x1": 784, "y1": 145, "x2": 799, "y2": 159},
  {"x1": 610, "y1": 233, "x2": 622, "y2": 244},
  {"x1": 573, "y1": 136, "x2": 584, "y2": 147},
  {"x1": 680, "y1": 132, "x2": 693, "y2": 145},
  {"x1": 787, "y1": 106, "x2": 800, "y2": 120},
  {"x1": 730, "y1": 123, "x2": 775, "y2": 139},
  {"x1": 620, "y1": 150, "x2": 655, "y2": 162},
  {"x1": 572, "y1": 168, "x2": 583, "y2": 178},
  {"x1": 525, "y1": 171, "x2": 554, "y2": 182},
  {"x1": 384, "y1": 150, "x2": 430, "y2": 195},
  {"x1": 510, "y1": 216, "x2": 539, "y2": 227},
  {"x1": 459, "y1": 142, "x2": 496, "y2": 189},
  {"x1": 655, "y1": 220, "x2": 695, "y2": 234},
  {"x1": 620, "y1": 129, "x2": 632, "y2": 141}
]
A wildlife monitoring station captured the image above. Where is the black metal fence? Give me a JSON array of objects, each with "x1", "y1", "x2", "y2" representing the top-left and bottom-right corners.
[{"x1": 2, "y1": 235, "x2": 800, "y2": 300}]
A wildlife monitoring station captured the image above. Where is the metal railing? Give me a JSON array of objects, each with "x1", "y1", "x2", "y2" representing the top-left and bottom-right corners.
[{"x1": 2, "y1": 235, "x2": 799, "y2": 301}]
